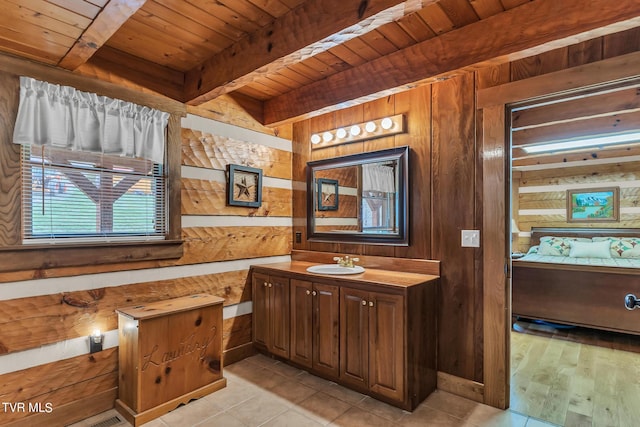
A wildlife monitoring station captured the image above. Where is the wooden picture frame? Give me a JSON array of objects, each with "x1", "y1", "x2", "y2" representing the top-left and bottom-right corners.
[
  {"x1": 317, "y1": 178, "x2": 339, "y2": 211},
  {"x1": 227, "y1": 164, "x2": 262, "y2": 207},
  {"x1": 566, "y1": 187, "x2": 619, "y2": 222}
]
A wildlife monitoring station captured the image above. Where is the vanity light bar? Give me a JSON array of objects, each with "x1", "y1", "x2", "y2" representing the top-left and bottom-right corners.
[{"x1": 310, "y1": 114, "x2": 406, "y2": 149}]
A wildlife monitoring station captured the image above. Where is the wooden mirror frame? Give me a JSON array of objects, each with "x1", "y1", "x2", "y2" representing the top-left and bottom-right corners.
[{"x1": 306, "y1": 146, "x2": 409, "y2": 246}]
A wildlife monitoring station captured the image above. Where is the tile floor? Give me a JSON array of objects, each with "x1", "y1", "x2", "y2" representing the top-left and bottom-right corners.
[{"x1": 72, "y1": 354, "x2": 558, "y2": 427}]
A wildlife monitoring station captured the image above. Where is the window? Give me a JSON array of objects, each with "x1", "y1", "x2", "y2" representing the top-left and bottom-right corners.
[
  {"x1": 362, "y1": 190, "x2": 396, "y2": 233},
  {"x1": 21, "y1": 146, "x2": 167, "y2": 243},
  {"x1": 0, "y1": 73, "x2": 183, "y2": 272}
]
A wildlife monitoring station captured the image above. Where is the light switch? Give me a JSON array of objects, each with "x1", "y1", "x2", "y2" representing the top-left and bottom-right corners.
[{"x1": 461, "y1": 230, "x2": 480, "y2": 247}]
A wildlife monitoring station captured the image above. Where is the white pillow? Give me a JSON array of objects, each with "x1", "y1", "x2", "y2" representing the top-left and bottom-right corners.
[{"x1": 569, "y1": 240, "x2": 612, "y2": 259}]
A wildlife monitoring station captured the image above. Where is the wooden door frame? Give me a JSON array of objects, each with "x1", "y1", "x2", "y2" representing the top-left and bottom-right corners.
[{"x1": 478, "y1": 50, "x2": 640, "y2": 409}]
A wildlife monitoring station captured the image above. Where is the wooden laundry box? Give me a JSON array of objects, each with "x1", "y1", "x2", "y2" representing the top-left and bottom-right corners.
[{"x1": 115, "y1": 294, "x2": 226, "y2": 426}]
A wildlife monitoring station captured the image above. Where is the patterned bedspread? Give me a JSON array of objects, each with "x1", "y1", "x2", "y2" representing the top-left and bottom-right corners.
[{"x1": 517, "y1": 253, "x2": 640, "y2": 268}]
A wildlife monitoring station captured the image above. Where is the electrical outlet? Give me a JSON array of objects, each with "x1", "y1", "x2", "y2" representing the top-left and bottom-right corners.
[
  {"x1": 461, "y1": 230, "x2": 480, "y2": 247},
  {"x1": 295, "y1": 232, "x2": 302, "y2": 244}
]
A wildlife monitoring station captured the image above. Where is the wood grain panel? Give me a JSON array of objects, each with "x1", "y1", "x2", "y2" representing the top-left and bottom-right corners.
[
  {"x1": 519, "y1": 160, "x2": 640, "y2": 180},
  {"x1": 0, "y1": 270, "x2": 250, "y2": 354},
  {"x1": 510, "y1": 48, "x2": 569, "y2": 82},
  {"x1": 513, "y1": 145, "x2": 640, "y2": 168},
  {"x1": 180, "y1": 226, "x2": 292, "y2": 265},
  {"x1": 6, "y1": 388, "x2": 117, "y2": 427},
  {"x1": 0, "y1": 348, "x2": 117, "y2": 404},
  {"x1": 518, "y1": 216, "x2": 640, "y2": 231},
  {"x1": 478, "y1": 51, "x2": 640, "y2": 109},
  {"x1": 315, "y1": 166, "x2": 358, "y2": 188},
  {"x1": 1, "y1": 371, "x2": 117, "y2": 423},
  {"x1": 223, "y1": 313, "x2": 252, "y2": 350},
  {"x1": 187, "y1": 102, "x2": 292, "y2": 140},
  {"x1": 512, "y1": 110, "x2": 640, "y2": 147},
  {"x1": 182, "y1": 178, "x2": 292, "y2": 217},
  {"x1": 181, "y1": 129, "x2": 292, "y2": 180},
  {"x1": 520, "y1": 166, "x2": 640, "y2": 185},
  {"x1": 481, "y1": 103, "x2": 509, "y2": 409},
  {"x1": 431, "y1": 73, "x2": 478, "y2": 381},
  {"x1": 314, "y1": 194, "x2": 358, "y2": 219},
  {"x1": 394, "y1": 85, "x2": 431, "y2": 260},
  {"x1": 0, "y1": 72, "x2": 20, "y2": 246},
  {"x1": 512, "y1": 86, "x2": 640, "y2": 130}
]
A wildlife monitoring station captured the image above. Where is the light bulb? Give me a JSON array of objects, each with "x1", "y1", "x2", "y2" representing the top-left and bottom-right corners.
[
  {"x1": 365, "y1": 121, "x2": 376, "y2": 133},
  {"x1": 336, "y1": 128, "x2": 347, "y2": 139},
  {"x1": 381, "y1": 117, "x2": 393, "y2": 130},
  {"x1": 311, "y1": 134, "x2": 321, "y2": 144},
  {"x1": 322, "y1": 131, "x2": 333, "y2": 142},
  {"x1": 350, "y1": 125, "x2": 361, "y2": 136}
]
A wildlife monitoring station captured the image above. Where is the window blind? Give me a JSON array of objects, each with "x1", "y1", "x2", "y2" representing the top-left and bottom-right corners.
[{"x1": 21, "y1": 145, "x2": 167, "y2": 243}]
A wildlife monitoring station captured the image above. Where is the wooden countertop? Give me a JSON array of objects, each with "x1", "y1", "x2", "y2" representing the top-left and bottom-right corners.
[
  {"x1": 251, "y1": 261, "x2": 439, "y2": 288},
  {"x1": 116, "y1": 293, "x2": 224, "y2": 320}
]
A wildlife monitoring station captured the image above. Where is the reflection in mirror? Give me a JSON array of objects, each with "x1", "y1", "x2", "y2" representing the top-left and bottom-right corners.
[{"x1": 306, "y1": 146, "x2": 409, "y2": 245}]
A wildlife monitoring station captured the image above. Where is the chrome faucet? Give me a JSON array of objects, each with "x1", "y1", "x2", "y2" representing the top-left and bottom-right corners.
[{"x1": 333, "y1": 255, "x2": 360, "y2": 268}]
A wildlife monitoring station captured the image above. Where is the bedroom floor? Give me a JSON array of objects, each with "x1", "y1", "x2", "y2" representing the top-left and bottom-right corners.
[{"x1": 511, "y1": 319, "x2": 640, "y2": 426}]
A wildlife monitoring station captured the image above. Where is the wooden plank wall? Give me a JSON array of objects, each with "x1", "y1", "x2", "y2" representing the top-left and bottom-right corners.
[
  {"x1": 292, "y1": 27, "x2": 640, "y2": 388},
  {"x1": 0, "y1": 72, "x2": 293, "y2": 425}
]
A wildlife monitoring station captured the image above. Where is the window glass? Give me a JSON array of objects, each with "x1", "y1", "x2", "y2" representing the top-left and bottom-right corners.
[{"x1": 22, "y1": 145, "x2": 166, "y2": 243}]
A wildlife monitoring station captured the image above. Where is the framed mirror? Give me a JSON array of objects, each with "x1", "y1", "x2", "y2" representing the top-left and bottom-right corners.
[{"x1": 306, "y1": 146, "x2": 409, "y2": 245}]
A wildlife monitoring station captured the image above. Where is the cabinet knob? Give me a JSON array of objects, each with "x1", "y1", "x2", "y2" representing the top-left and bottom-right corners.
[
  {"x1": 306, "y1": 290, "x2": 311, "y2": 295},
  {"x1": 369, "y1": 301, "x2": 374, "y2": 307},
  {"x1": 312, "y1": 291, "x2": 317, "y2": 296},
  {"x1": 263, "y1": 282, "x2": 268, "y2": 287},
  {"x1": 362, "y1": 300, "x2": 367, "y2": 306},
  {"x1": 268, "y1": 283, "x2": 272, "y2": 288}
]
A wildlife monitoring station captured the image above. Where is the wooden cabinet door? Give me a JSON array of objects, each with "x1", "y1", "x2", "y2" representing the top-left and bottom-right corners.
[
  {"x1": 269, "y1": 275, "x2": 290, "y2": 359},
  {"x1": 290, "y1": 279, "x2": 313, "y2": 368},
  {"x1": 368, "y1": 292, "x2": 405, "y2": 402},
  {"x1": 340, "y1": 287, "x2": 369, "y2": 390},
  {"x1": 252, "y1": 272, "x2": 270, "y2": 349},
  {"x1": 313, "y1": 282, "x2": 340, "y2": 378}
]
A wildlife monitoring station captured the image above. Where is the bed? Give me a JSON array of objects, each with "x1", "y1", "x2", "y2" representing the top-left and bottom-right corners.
[{"x1": 512, "y1": 227, "x2": 640, "y2": 335}]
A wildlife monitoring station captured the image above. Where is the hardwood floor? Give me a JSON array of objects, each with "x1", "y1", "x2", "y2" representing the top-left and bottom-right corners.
[{"x1": 511, "y1": 319, "x2": 640, "y2": 426}]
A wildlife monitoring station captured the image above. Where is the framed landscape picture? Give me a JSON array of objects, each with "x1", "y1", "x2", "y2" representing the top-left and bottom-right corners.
[
  {"x1": 566, "y1": 187, "x2": 619, "y2": 223},
  {"x1": 227, "y1": 164, "x2": 262, "y2": 208}
]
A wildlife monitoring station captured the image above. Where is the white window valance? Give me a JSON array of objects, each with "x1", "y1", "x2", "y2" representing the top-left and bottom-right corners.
[
  {"x1": 13, "y1": 77, "x2": 169, "y2": 164},
  {"x1": 362, "y1": 163, "x2": 396, "y2": 193}
]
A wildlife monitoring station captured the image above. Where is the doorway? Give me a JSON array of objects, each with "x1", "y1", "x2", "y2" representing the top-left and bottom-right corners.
[
  {"x1": 505, "y1": 78, "x2": 640, "y2": 425},
  {"x1": 478, "y1": 51, "x2": 640, "y2": 413}
]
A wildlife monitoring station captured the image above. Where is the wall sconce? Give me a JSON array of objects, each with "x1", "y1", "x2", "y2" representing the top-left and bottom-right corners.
[
  {"x1": 89, "y1": 329, "x2": 104, "y2": 353},
  {"x1": 310, "y1": 114, "x2": 406, "y2": 149}
]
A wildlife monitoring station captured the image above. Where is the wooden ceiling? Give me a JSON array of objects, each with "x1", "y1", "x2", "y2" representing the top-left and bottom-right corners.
[{"x1": 2, "y1": 0, "x2": 640, "y2": 126}]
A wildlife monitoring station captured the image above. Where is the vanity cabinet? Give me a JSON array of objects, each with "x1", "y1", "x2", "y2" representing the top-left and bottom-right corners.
[
  {"x1": 340, "y1": 287, "x2": 404, "y2": 402},
  {"x1": 252, "y1": 272, "x2": 290, "y2": 359},
  {"x1": 290, "y1": 279, "x2": 340, "y2": 378},
  {"x1": 250, "y1": 261, "x2": 438, "y2": 411}
]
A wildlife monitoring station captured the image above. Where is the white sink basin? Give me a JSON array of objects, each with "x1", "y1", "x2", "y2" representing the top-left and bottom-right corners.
[{"x1": 306, "y1": 264, "x2": 365, "y2": 275}]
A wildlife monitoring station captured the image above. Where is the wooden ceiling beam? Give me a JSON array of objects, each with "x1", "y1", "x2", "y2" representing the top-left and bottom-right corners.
[
  {"x1": 58, "y1": 0, "x2": 147, "y2": 70},
  {"x1": 183, "y1": 0, "x2": 431, "y2": 105},
  {"x1": 262, "y1": 0, "x2": 640, "y2": 125}
]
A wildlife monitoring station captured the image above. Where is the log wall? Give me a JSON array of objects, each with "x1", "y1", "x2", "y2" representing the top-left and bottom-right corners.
[
  {"x1": 513, "y1": 163, "x2": 640, "y2": 252},
  {"x1": 0, "y1": 73, "x2": 292, "y2": 425}
]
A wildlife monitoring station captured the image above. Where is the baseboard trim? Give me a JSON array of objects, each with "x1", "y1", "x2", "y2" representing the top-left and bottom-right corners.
[
  {"x1": 224, "y1": 342, "x2": 256, "y2": 366},
  {"x1": 437, "y1": 371, "x2": 485, "y2": 403},
  {"x1": 5, "y1": 387, "x2": 117, "y2": 427}
]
